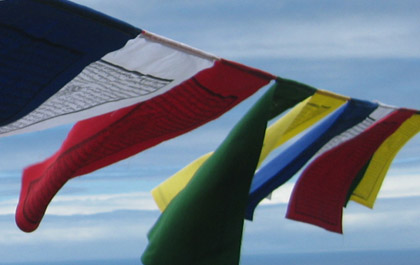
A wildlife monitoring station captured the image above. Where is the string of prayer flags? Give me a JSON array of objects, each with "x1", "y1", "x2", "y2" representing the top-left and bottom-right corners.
[
  {"x1": 152, "y1": 88, "x2": 347, "y2": 212},
  {"x1": 15, "y1": 59, "x2": 274, "y2": 232},
  {"x1": 286, "y1": 109, "x2": 416, "y2": 233},
  {"x1": 4, "y1": 0, "x2": 419, "y2": 249},
  {"x1": 142, "y1": 82, "x2": 281, "y2": 265},
  {"x1": 246, "y1": 99, "x2": 377, "y2": 220}
]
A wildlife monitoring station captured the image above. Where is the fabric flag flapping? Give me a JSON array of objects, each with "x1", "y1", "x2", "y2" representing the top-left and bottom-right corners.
[
  {"x1": 0, "y1": 0, "x2": 140, "y2": 127},
  {"x1": 267, "y1": 103, "x2": 395, "y2": 208},
  {"x1": 286, "y1": 109, "x2": 416, "y2": 233},
  {"x1": 152, "y1": 78, "x2": 321, "y2": 211},
  {"x1": 15, "y1": 59, "x2": 274, "y2": 232},
  {"x1": 245, "y1": 99, "x2": 377, "y2": 220},
  {"x1": 1, "y1": 0, "x2": 222, "y2": 137},
  {"x1": 350, "y1": 113, "x2": 420, "y2": 208},
  {"x1": 142, "y1": 82, "x2": 281, "y2": 265},
  {"x1": 313, "y1": 103, "x2": 396, "y2": 206}
]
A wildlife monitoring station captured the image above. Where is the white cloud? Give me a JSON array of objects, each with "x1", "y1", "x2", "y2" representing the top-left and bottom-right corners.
[
  {"x1": 378, "y1": 174, "x2": 420, "y2": 198},
  {"x1": 0, "y1": 191, "x2": 158, "y2": 217},
  {"x1": 259, "y1": 182, "x2": 295, "y2": 205},
  {"x1": 46, "y1": 192, "x2": 158, "y2": 216},
  {"x1": 244, "y1": 196, "x2": 420, "y2": 256},
  {"x1": 0, "y1": 210, "x2": 159, "y2": 263}
]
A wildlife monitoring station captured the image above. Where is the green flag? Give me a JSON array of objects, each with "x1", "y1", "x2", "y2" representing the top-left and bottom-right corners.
[{"x1": 141, "y1": 79, "x2": 315, "y2": 265}]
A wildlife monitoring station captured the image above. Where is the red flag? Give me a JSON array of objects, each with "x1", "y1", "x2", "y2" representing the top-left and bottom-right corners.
[
  {"x1": 16, "y1": 59, "x2": 274, "y2": 232},
  {"x1": 286, "y1": 109, "x2": 416, "y2": 233}
]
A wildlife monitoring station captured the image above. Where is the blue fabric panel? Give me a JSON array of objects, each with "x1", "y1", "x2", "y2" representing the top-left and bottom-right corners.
[
  {"x1": 245, "y1": 99, "x2": 378, "y2": 220},
  {"x1": 0, "y1": 0, "x2": 141, "y2": 126}
]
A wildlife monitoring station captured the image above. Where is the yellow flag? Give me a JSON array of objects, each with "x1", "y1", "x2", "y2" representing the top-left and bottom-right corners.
[
  {"x1": 351, "y1": 114, "x2": 420, "y2": 208},
  {"x1": 152, "y1": 153, "x2": 212, "y2": 212},
  {"x1": 262, "y1": 89, "x2": 348, "y2": 161}
]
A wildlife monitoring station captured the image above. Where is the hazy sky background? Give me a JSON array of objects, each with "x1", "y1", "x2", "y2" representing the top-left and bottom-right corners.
[{"x1": 0, "y1": 0, "x2": 420, "y2": 264}]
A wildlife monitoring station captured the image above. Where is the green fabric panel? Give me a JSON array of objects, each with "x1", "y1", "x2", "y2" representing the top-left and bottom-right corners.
[
  {"x1": 142, "y1": 79, "x2": 314, "y2": 265},
  {"x1": 269, "y1": 77, "x2": 317, "y2": 119}
]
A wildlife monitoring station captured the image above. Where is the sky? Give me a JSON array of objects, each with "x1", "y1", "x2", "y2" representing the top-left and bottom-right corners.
[{"x1": 1, "y1": 0, "x2": 420, "y2": 264}]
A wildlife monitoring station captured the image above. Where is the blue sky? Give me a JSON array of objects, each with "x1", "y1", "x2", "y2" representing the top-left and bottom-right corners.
[{"x1": 0, "y1": 0, "x2": 420, "y2": 264}]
